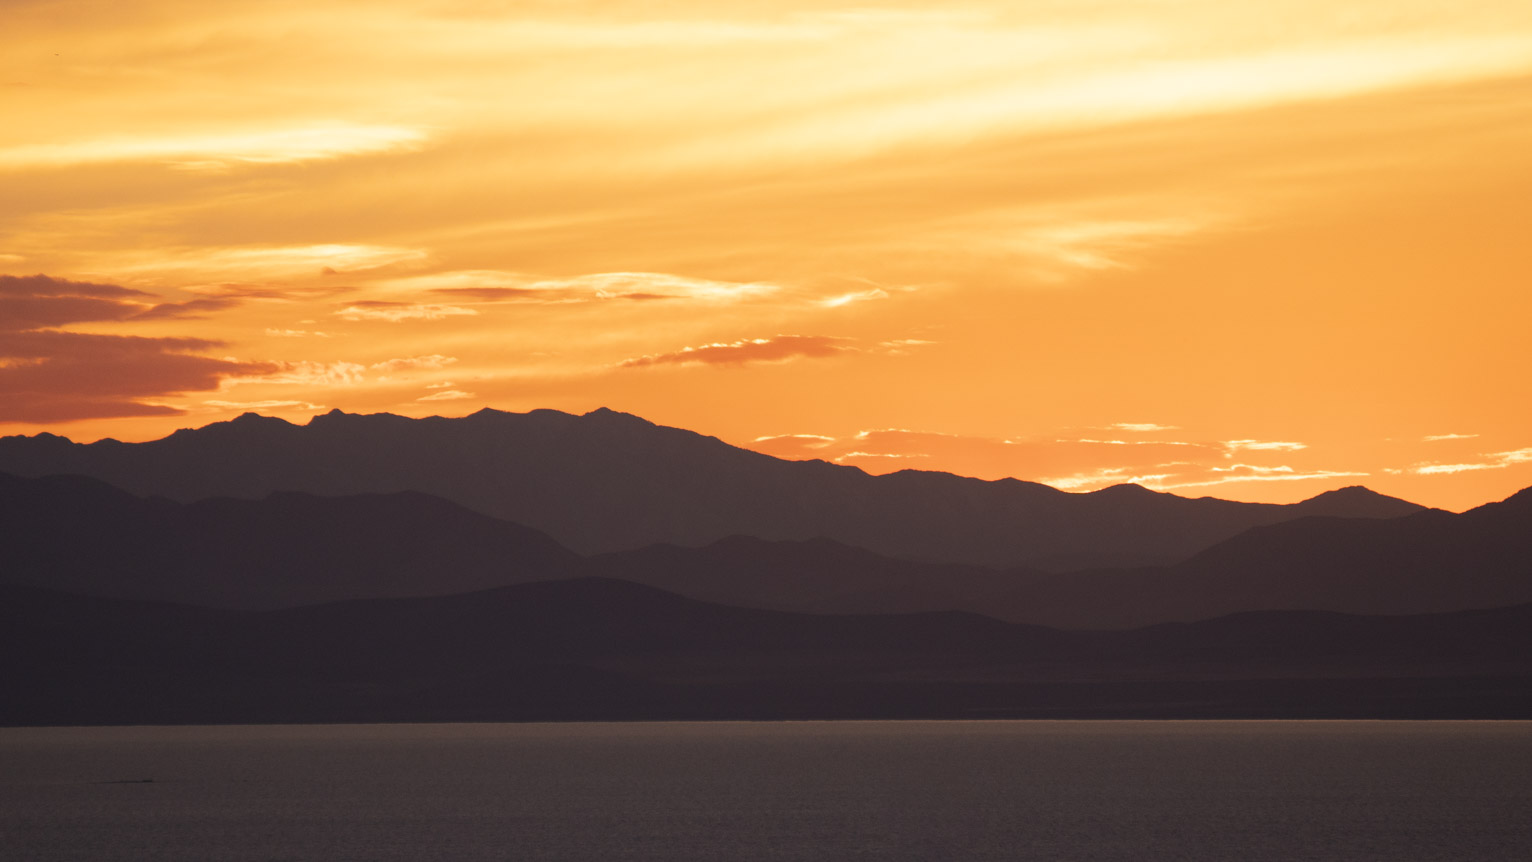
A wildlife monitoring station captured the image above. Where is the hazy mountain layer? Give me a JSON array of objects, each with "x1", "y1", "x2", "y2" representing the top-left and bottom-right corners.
[
  {"x1": 3, "y1": 472, "x2": 1527, "y2": 628},
  {"x1": 0, "y1": 407, "x2": 1425, "y2": 569},
  {"x1": 4, "y1": 579, "x2": 1529, "y2": 724},
  {"x1": 0, "y1": 472, "x2": 575, "y2": 608}
]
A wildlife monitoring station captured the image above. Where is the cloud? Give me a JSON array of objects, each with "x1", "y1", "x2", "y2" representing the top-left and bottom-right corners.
[
  {"x1": 378, "y1": 270, "x2": 780, "y2": 305},
  {"x1": 226, "y1": 360, "x2": 365, "y2": 387},
  {"x1": 0, "y1": 330, "x2": 271, "y2": 422},
  {"x1": 820, "y1": 288, "x2": 889, "y2": 307},
  {"x1": 1223, "y1": 439, "x2": 1307, "y2": 452},
  {"x1": 751, "y1": 433, "x2": 838, "y2": 458},
  {"x1": 369, "y1": 355, "x2": 458, "y2": 372},
  {"x1": 417, "y1": 389, "x2": 474, "y2": 401},
  {"x1": 1407, "y1": 448, "x2": 1532, "y2": 475},
  {"x1": 619, "y1": 335, "x2": 854, "y2": 368},
  {"x1": 1113, "y1": 422, "x2": 1179, "y2": 433},
  {"x1": 0, "y1": 274, "x2": 271, "y2": 422},
  {"x1": 202, "y1": 399, "x2": 324, "y2": 411},
  {"x1": 193, "y1": 283, "x2": 355, "y2": 301},
  {"x1": 131, "y1": 296, "x2": 243, "y2": 320},
  {"x1": 745, "y1": 424, "x2": 1369, "y2": 497},
  {"x1": 1155, "y1": 468, "x2": 1370, "y2": 490},
  {"x1": 0, "y1": 125, "x2": 426, "y2": 171},
  {"x1": 0, "y1": 273, "x2": 151, "y2": 330},
  {"x1": 335, "y1": 302, "x2": 478, "y2": 322},
  {"x1": 833, "y1": 451, "x2": 929, "y2": 462},
  {"x1": 111, "y1": 245, "x2": 426, "y2": 281},
  {"x1": 428, "y1": 287, "x2": 557, "y2": 301},
  {"x1": 1422, "y1": 433, "x2": 1479, "y2": 442},
  {"x1": 265, "y1": 328, "x2": 330, "y2": 337}
]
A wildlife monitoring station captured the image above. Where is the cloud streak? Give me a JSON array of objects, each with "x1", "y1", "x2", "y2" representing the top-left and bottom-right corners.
[
  {"x1": 335, "y1": 302, "x2": 478, "y2": 322},
  {"x1": 620, "y1": 335, "x2": 855, "y2": 368},
  {"x1": 0, "y1": 274, "x2": 271, "y2": 422},
  {"x1": 0, "y1": 125, "x2": 426, "y2": 171}
]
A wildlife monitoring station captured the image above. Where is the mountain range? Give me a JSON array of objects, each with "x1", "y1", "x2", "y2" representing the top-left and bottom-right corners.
[
  {"x1": 5, "y1": 579, "x2": 1529, "y2": 724},
  {"x1": 0, "y1": 407, "x2": 1424, "y2": 570},
  {"x1": 2, "y1": 468, "x2": 1528, "y2": 628},
  {"x1": 5, "y1": 406, "x2": 1528, "y2": 723}
]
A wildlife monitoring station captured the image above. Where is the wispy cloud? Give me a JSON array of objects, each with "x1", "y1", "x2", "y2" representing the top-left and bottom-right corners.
[
  {"x1": 202, "y1": 399, "x2": 325, "y2": 411},
  {"x1": 417, "y1": 389, "x2": 474, "y2": 401},
  {"x1": 1224, "y1": 439, "x2": 1307, "y2": 452},
  {"x1": 0, "y1": 125, "x2": 426, "y2": 171},
  {"x1": 620, "y1": 335, "x2": 855, "y2": 368},
  {"x1": 1422, "y1": 432, "x2": 1479, "y2": 442},
  {"x1": 1405, "y1": 448, "x2": 1532, "y2": 475},
  {"x1": 114, "y1": 244, "x2": 427, "y2": 280},
  {"x1": 370, "y1": 354, "x2": 457, "y2": 372},
  {"x1": 747, "y1": 424, "x2": 1365, "y2": 497},
  {"x1": 0, "y1": 274, "x2": 269, "y2": 422},
  {"x1": 820, "y1": 288, "x2": 889, "y2": 307},
  {"x1": 335, "y1": 302, "x2": 478, "y2": 322},
  {"x1": 225, "y1": 361, "x2": 365, "y2": 387},
  {"x1": 382, "y1": 270, "x2": 781, "y2": 305}
]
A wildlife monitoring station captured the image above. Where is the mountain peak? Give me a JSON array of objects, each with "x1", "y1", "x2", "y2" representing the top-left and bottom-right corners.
[
  {"x1": 231, "y1": 411, "x2": 291, "y2": 425},
  {"x1": 1292, "y1": 485, "x2": 1424, "y2": 519},
  {"x1": 1090, "y1": 483, "x2": 1162, "y2": 498}
]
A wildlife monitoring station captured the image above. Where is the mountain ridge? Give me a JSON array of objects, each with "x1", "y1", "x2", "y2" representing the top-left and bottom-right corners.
[
  {"x1": 3, "y1": 470, "x2": 1524, "y2": 628},
  {"x1": 5, "y1": 578, "x2": 1530, "y2": 724},
  {"x1": 0, "y1": 407, "x2": 1426, "y2": 569}
]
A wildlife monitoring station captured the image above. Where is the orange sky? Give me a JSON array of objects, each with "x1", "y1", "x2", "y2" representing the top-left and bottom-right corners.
[{"x1": 3, "y1": 0, "x2": 1530, "y2": 511}]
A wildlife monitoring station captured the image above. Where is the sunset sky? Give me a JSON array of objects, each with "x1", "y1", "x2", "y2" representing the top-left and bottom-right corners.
[{"x1": 3, "y1": 0, "x2": 1530, "y2": 511}]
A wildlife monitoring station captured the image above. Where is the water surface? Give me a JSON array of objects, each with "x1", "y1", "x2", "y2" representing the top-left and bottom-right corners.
[{"x1": 2, "y1": 721, "x2": 1529, "y2": 861}]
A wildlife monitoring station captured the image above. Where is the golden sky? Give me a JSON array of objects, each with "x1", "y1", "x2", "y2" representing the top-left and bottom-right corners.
[{"x1": 3, "y1": 0, "x2": 1531, "y2": 511}]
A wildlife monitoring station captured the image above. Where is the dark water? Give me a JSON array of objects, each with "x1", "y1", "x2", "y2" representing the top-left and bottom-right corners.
[{"x1": 2, "y1": 721, "x2": 1530, "y2": 861}]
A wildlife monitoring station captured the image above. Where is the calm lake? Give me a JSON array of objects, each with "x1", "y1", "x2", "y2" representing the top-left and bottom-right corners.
[{"x1": 2, "y1": 721, "x2": 1530, "y2": 861}]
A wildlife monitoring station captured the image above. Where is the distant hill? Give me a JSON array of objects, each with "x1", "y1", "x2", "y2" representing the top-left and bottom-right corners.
[
  {"x1": 3, "y1": 470, "x2": 1526, "y2": 629},
  {"x1": 4, "y1": 579, "x2": 1529, "y2": 724},
  {"x1": 588, "y1": 487, "x2": 1532, "y2": 628},
  {"x1": 987, "y1": 487, "x2": 1532, "y2": 628},
  {"x1": 0, "y1": 407, "x2": 1425, "y2": 569},
  {"x1": 0, "y1": 472, "x2": 576, "y2": 608}
]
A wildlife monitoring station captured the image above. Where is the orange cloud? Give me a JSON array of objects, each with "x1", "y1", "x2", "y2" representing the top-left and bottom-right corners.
[
  {"x1": 370, "y1": 355, "x2": 457, "y2": 372},
  {"x1": 335, "y1": 302, "x2": 478, "y2": 322},
  {"x1": 619, "y1": 335, "x2": 855, "y2": 368},
  {"x1": 1405, "y1": 449, "x2": 1532, "y2": 475},
  {"x1": 418, "y1": 389, "x2": 474, "y2": 401},
  {"x1": 0, "y1": 275, "x2": 270, "y2": 422}
]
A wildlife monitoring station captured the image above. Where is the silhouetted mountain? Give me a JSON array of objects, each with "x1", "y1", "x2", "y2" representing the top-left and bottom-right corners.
[
  {"x1": 983, "y1": 487, "x2": 1532, "y2": 628},
  {"x1": 0, "y1": 408, "x2": 1425, "y2": 569},
  {"x1": 3, "y1": 469, "x2": 1523, "y2": 627},
  {"x1": 4, "y1": 579, "x2": 1529, "y2": 724},
  {"x1": 583, "y1": 487, "x2": 1531, "y2": 628},
  {"x1": 1286, "y1": 484, "x2": 1428, "y2": 519},
  {"x1": 581, "y1": 535, "x2": 1023, "y2": 616},
  {"x1": 0, "y1": 472, "x2": 576, "y2": 608}
]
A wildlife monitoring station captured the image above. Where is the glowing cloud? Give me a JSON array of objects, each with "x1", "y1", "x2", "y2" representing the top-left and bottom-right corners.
[
  {"x1": 335, "y1": 303, "x2": 478, "y2": 322},
  {"x1": 370, "y1": 355, "x2": 458, "y2": 372},
  {"x1": 227, "y1": 361, "x2": 366, "y2": 387},
  {"x1": 1224, "y1": 440, "x2": 1308, "y2": 453},
  {"x1": 0, "y1": 125, "x2": 426, "y2": 171},
  {"x1": 1410, "y1": 449, "x2": 1532, "y2": 475},
  {"x1": 620, "y1": 335, "x2": 854, "y2": 368}
]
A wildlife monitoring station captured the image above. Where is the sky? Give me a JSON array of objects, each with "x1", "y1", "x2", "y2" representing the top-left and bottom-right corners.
[{"x1": 2, "y1": 0, "x2": 1530, "y2": 512}]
